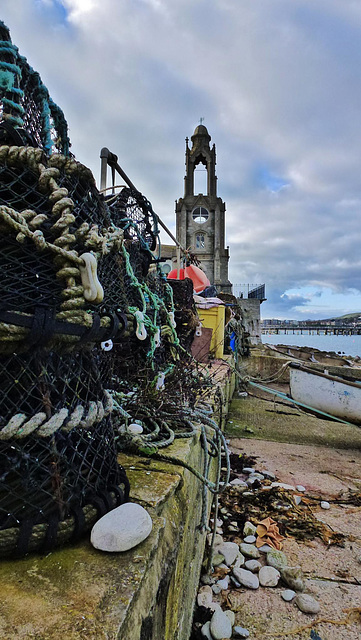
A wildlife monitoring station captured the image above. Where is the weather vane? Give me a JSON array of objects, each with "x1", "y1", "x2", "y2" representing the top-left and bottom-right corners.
[{"x1": 199, "y1": 117, "x2": 204, "y2": 125}]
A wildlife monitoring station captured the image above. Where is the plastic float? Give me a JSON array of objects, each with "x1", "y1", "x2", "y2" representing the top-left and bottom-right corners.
[{"x1": 167, "y1": 264, "x2": 210, "y2": 293}]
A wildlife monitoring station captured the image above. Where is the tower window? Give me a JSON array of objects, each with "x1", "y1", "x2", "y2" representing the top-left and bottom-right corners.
[
  {"x1": 194, "y1": 164, "x2": 207, "y2": 194},
  {"x1": 196, "y1": 233, "x2": 205, "y2": 249},
  {"x1": 192, "y1": 206, "x2": 209, "y2": 223}
]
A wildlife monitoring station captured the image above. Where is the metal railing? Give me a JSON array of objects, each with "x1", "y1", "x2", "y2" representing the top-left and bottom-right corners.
[
  {"x1": 100, "y1": 147, "x2": 185, "y2": 273},
  {"x1": 232, "y1": 284, "x2": 266, "y2": 301}
]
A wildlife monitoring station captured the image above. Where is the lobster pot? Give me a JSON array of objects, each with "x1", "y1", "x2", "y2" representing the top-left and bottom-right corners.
[
  {"x1": 0, "y1": 146, "x2": 116, "y2": 354},
  {"x1": 0, "y1": 20, "x2": 70, "y2": 155},
  {"x1": 167, "y1": 278, "x2": 198, "y2": 351},
  {"x1": 106, "y1": 188, "x2": 157, "y2": 251},
  {"x1": 0, "y1": 348, "x2": 129, "y2": 557}
]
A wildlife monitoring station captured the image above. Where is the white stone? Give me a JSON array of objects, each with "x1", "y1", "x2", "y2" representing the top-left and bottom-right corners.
[
  {"x1": 230, "y1": 478, "x2": 248, "y2": 487},
  {"x1": 233, "y1": 567, "x2": 259, "y2": 589},
  {"x1": 242, "y1": 467, "x2": 255, "y2": 474},
  {"x1": 243, "y1": 521, "x2": 257, "y2": 537},
  {"x1": 224, "y1": 609, "x2": 235, "y2": 626},
  {"x1": 295, "y1": 593, "x2": 320, "y2": 614},
  {"x1": 212, "y1": 583, "x2": 223, "y2": 595},
  {"x1": 197, "y1": 585, "x2": 213, "y2": 608},
  {"x1": 271, "y1": 482, "x2": 295, "y2": 491},
  {"x1": 216, "y1": 576, "x2": 230, "y2": 590},
  {"x1": 215, "y1": 541, "x2": 239, "y2": 567},
  {"x1": 90, "y1": 503, "x2": 152, "y2": 552},
  {"x1": 211, "y1": 518, "x2": 223, "y2": 527},
  {"x1": 231, "y1": 575, "x2": 241, "y2": 588},
  {"x1": 207, "y1": 533, "x2": 223, "y2": 546},
  {"x1": 321, "y1": 501, "x2": 330, "y2": 509},
  {"x1": 266, "y1": 549, "x2": 288, "y2": 571},
  {"x1": 257, "y1": 544, "x2": 274, "y2": 553},
  {"x1": 201, "y1": 621, "x2": 213, "y2": 640},
  {"x1": 240, "y1": 543, "x2": 261, "y2": 559},
  {"x1": 234, "y1": 627, "x2": 250, "y2": 638},
  {"x1": 247, "y1": 476, "x2": 260, "y2": 487},
  {"x1": 262, "y1": 470, "x2": 276, "y2": 480},
  {"x1": 259, "y1": 565, "x2": 280, "y2": 587},
  {"x1": 281, "y1": 589, "x2": 296, "y2": 602},
  {"x1": 233, "y1": 553, "x2": 245, "y2": 568},
  {"x1": 213, "y1": 552, "x2": 225, "y2": 566},
  {"x1": 294, "y1": 495, "x2": 302, "y2": 506},
  {"x1": 281, "y1": 566, "x2": 305, "y2": 592},
  {"x1": 128, "y1": 423, "x2": 143, "y2": 434},
  {"x1": 296, "y1": 485, "x2": 306, "y2": 492},
  {"x1": 244, "y1": 559, "x2": 261, "y2": 573},
  {"x1": 210, "y1": 608, "x2": 233, "y2": 639},
  {"x1": 243, "y1": 535, "x2": 256, "y2": 544}
]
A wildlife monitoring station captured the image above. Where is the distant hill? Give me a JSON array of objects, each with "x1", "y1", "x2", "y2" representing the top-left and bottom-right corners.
[{"x1": 329, "y1": 312, "x2": 361, "y2": 322}]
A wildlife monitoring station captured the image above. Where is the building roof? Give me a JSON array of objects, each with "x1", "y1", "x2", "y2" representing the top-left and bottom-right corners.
[{"x1": 193, "y1": 124, "x2": 209, "y2": 137}]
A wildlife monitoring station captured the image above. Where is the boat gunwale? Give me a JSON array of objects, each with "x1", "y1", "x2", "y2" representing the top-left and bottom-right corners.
[{"x1": 289, "y1": 362, "x2": 361, "y2": 390}]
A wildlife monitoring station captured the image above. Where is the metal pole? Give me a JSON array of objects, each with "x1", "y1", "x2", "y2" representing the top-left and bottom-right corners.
[{"x1": 100, "y1": 147, "x2": 186, "y2": 253}]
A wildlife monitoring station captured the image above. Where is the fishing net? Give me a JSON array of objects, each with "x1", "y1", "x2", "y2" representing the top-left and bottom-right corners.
[
  {"x1": 0, "y1": 22, "x2": 208, "y2": 557},
  {"x1": 0, "y1": 25, "x2": 127, "y2": 556},
  {"x1": 0, "y1": 21, "x2": 70, "y2": 155}
]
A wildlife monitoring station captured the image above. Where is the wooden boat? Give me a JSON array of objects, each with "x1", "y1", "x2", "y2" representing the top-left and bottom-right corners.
[
  {"x1": 289, "y1": 362, "x2": 361, "y2": 425},
  {"x1": 265, "y1": 343, "x2": 355, "y2": 367}
]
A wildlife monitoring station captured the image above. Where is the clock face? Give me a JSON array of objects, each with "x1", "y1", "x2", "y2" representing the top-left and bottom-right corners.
[{"x1": 192, "y1": 206, "x2": 209, "y2": 224}]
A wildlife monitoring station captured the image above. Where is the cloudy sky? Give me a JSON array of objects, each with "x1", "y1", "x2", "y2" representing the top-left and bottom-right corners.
[{"x1": 2, "y1": 0, "x2": 361, "y2": 319}]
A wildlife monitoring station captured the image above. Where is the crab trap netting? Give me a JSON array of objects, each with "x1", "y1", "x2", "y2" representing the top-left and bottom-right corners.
[{"x1": 0, "y1": 23, "x2": 203, "y2": 556}]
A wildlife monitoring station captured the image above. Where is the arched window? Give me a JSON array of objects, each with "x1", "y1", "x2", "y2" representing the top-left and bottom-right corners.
[
  {"x1": 196, "y1": 233, "x2": 205, "y2": 249},
  {"x1": 192, "y1": 206, "x2": 209, "y2": 224}
]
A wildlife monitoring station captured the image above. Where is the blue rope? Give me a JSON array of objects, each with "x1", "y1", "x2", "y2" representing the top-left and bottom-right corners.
[
  {"x1": 1, "y1": 97, "x2": 25, "y2": 114},
  {"x1": 0, "y1": 60, "x2": 21, "y2": 76},
  {"x1": 0, "y1": 23, "x2": 71, "y2": 155},
  {"x1": 0, "y1": 40, "x2": 19, "y2": 55}
]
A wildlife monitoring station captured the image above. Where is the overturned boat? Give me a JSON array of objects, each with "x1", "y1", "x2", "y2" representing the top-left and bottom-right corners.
[{"x1": 289, "y1": 362, "x2": 361, "y2": 425}]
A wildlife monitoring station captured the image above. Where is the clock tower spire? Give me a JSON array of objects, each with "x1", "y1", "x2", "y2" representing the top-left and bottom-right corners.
[{"x1": 176, "y1": 124, "x2": 232, "y2": 293}]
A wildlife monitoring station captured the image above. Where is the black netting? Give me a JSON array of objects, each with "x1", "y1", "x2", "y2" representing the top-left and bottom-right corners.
[
  {"x1": 0, "y1": 349, "x2": 104, "y2": 424},
  {"x1": 106, "y1": 188, "x2": 158, "y2": 250},
  {"x1": 167, "y1": 278, "x2": 198, "y2": 350},
  {"x1": 0, "y1": 22, "x2": 204, "y2": 558},
  {"x1": 0, "y1": 414, "x2": 121, "y2": 528},
  {"x1": 0, "y1": 22, "x2": 70, "y2": 156},
  {"x1": 0, "y1": 235, "x2": 62, "y2": 311},
  {"x1": 0, "y1": 347, "x2": 129, "y2": 556}
]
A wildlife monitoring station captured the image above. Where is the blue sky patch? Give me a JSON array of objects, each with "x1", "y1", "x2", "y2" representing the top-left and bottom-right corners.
[{"x1": 255, "y1": 165, "x2": 289, "y2": 193}]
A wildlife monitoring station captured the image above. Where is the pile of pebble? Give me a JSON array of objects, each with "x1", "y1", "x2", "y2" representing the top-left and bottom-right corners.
[{"x1": 195, "y1": 465, "x2": 323, "y2": 639}]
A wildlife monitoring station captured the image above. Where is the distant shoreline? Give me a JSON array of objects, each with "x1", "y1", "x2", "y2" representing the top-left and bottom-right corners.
[{"x1": 262, "y1": 331, "x2": 361, "y2": 358}]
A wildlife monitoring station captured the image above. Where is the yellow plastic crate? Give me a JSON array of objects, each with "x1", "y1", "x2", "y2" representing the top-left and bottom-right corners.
[{"x1": 198, "y1": 306, "x2": 225, "y2": 359}]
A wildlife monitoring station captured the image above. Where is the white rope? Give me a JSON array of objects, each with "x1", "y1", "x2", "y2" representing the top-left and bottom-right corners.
[{"x1": 0, "y1": 391, "x2": 114, "y2": 440}]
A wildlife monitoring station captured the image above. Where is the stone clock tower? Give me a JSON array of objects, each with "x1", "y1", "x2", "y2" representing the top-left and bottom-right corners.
[{"x1": 175, "y1": 124, "x2": 232, "y2": 293}]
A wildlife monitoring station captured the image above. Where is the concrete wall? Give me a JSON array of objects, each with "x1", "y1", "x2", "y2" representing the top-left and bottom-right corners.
[
  {"x1": 238, "y1": 298, "x2": 262, "y2": 346},
  {"x1": 0, "y1": 364, "x2": 235, "y2": 640}
]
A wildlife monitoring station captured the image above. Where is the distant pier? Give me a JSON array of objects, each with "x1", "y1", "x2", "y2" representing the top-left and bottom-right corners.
[{"x1": 262, "y1": 324, "x2": 361, "y2": 336}]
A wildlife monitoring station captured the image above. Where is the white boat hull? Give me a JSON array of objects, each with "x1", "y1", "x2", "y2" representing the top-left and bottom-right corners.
[{"x1": 289, "y1": 366, "x2": 361, "y2": 424}]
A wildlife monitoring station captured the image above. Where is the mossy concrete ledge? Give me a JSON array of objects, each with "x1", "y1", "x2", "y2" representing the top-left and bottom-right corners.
[{"x1": 0, "y1": 366, "x2": 234, "y2": 640}]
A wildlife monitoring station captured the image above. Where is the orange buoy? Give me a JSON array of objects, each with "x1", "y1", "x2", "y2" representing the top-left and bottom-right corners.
[{"x1": 167, "y1": 265, "x2": 210, "y2": 293}]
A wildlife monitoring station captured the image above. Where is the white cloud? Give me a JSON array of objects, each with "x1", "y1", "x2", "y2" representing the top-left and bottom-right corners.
[{"x1": 1, "y1": 0, "x2": 361, "y2": 318}]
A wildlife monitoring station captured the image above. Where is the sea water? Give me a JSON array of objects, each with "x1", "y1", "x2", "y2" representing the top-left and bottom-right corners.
[{"x1": 262, "y1": 332, "x2": 361, "y2": 358}]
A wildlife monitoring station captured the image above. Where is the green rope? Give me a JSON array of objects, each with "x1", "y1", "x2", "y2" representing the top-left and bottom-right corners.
[{"x1": 248, "y1": 380, "x2": 360, "y2": 427}]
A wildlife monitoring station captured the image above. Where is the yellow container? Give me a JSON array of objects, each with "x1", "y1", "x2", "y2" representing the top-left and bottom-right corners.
[{"x1": 198, "y1": 306, "x2": 225, "y2": 359}]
